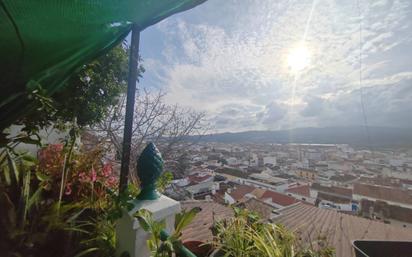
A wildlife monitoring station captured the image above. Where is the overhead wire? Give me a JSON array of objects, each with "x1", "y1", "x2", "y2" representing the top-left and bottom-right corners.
[{"x1": 357, "y1": 0, "x2": 372, "y2": 148}]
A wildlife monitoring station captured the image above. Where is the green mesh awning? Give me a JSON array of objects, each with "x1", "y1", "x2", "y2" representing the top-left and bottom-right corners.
[{"x1": 0, "y1": 0, "x2": 206, "y2": 129}]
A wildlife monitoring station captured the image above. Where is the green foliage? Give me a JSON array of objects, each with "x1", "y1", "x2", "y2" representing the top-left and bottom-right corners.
[
  {"x1": 5, "y1": 43, "x2": 144, "y2": 132},
  {"x1": 37, "y1": 143, "x2": 119, "y2": 206},
  {"x1": 0, "y1": 138, "x2": 126, "y2": 257},
  {"x1": 106, "y1": 183, "x2": 141, "y2": 222},
  {"x1": 0, "y1": 149, "x2": 87, "y2": 257},
  {"x1": 0, "y1": 89, "x2": 53, "y2": 148},
  {"x1": 52, "y1": 44, "x2": 137, "y2": 127},
  {"x1": 156, "y1": 171, "x2": 173, "y2": 193},
  {"x1": 212, "y1": 209, "x2": 335, "y2": 257},
  {"x1": 134, "y1": 207, "x2": 200, "y2": 257}
]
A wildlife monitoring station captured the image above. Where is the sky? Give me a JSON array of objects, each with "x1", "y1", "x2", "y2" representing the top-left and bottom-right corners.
[{"x1": 138, "y1": 0, "x2": 412, "y2": 133}]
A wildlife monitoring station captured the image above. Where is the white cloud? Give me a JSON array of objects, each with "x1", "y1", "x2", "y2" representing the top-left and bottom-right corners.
[{"x1": 140, "y1": 0, "x2": 412, "y2": 132}]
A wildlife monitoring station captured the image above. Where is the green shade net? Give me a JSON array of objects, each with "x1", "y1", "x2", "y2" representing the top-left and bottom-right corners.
[{"x1": 0, "y1": 0, "x2": 206, "y2": 130}]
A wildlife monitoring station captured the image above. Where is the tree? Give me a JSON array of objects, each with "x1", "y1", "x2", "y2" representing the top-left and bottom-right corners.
[
  {"x1": 93, "y1": 89, "x2": 208, "y2": 175},
  {"x1": 13, "y1": 43, "x2": 143, "y2": 130},
  {"x1": 53, "y1": 43, "x2": 145, "y2": 127},
  {"x1": 2, "y1": 43, "x2": 142, "y2": 147}
]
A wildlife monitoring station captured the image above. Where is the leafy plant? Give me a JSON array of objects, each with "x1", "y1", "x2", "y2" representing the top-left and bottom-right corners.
[
  {"x1": 37, "y1": 143, "x2": 119, "y2": 208},
  {"x1": 134, "y1": 207, "x2": 201, "y2": 257},
  {"x1": 0, "y1": 149, "x2": 87, "y2": 257},
  {"x1": 212, "y1": 208, "x2": 335, "y2": 257},
  {"x1": 156, "y1": 171, "x2": 173, "y2": 193}
]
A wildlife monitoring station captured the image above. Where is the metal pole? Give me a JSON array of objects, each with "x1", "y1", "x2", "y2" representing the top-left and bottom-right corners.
[{"x1": 119, "y1": 24, "x2": 140, "y2": 193}]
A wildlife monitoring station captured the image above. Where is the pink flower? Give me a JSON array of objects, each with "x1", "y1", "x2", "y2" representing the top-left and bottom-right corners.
[
  {"x1": 90, "y1": 167, "x2": 97, "y2": 182},
  {"x1": 102, "y1": 163, "x2": 112, "y2": 177},
  {"x1": 105, "y1": 176, "x2": 118, "y2": 188},
  {"x1": 51, "y1": 144, "x2": 64, "y2": 152}
]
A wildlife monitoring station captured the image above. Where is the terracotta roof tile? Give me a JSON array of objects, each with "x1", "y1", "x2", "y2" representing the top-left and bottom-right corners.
[
  {"x1": 228, "y1": 184, "x2": 255, "y2": 201},
  {"x1": 187, "y1": 173, "x2": 212, "y2": 185},
  {"x1": 286, "y1": 185, "x2": 310, "y2": 197},
  {"x1": 236, "y1": 198, "x2": 275, "y2": 220},
  {"x1": 354, "y1": 183, "x2": 412, "y2": 205},
  {"x1": 181, "y1": 200, "x2": 233, "y2": 242},
  {"x1": 261, "y1": 190, "x2": 298, "y2": 206},
  {"x1": 272, "y1": 202, "x2": 412, "y2": 257},
  {"x1": 250, "y1": 188, "x2": 266, "y2": 199}
]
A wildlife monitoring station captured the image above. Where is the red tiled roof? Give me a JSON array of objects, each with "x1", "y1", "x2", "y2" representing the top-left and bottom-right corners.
[
  {"x1": 273, "y1": 202, "x2": 412, "y2": 257},
  {"x1": 181, "y1": 201, "x2": 233, "y2": 242},
  {"x1": 311, "y1": 183, "x2": 352, "y2": 198},
  {"x1": 187, "y1": 174, "x2": 212, "y2": 185},
  {"x1": 236, "y1": 198, "x2": 275, "y2": 220},
  {"x1": 228, "y1": 184, "x2": 255, "y2": 201},
  {"x1": 261, "y1": 190, "x2": 298, "y2": 207},
  {"x1": 286, "y1": 185, "x2": 310, "y2": 197},
  {"x1": 353, "y1": 183, "x2": 412, "y2": 205}
]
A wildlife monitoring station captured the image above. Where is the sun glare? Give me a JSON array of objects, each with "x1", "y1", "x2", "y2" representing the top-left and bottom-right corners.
[{"x1": 287, "y1": 44, "x2": 311, "y2": 72}]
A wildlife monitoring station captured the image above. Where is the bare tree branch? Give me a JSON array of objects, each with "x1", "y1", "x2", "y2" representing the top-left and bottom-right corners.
[{"x1": 91, "y1": 89, "x2": 208, "y2": 177}]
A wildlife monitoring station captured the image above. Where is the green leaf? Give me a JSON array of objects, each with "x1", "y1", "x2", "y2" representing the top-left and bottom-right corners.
[
  {"x1": 6, "y1": 150, "x2": 19, "y2": 184},
  {"x1": 66, "y1": 208, "x2": 86, "y2": 223},
  {"x1": 174, "y1": 207, "x2": 200, "y2": 235},
  {"x1": 156, "y1": 171, "x2": 173, "y2": 193},
  {"x1": 2, "y1": 166, "x2": 11, "y2": 185},
  {"x1": 21, "y1": 154, "x2": 37, "y2": 164},
  {"x1": 73, "y1": 247, "x2": 99, "y2": 257},
  {"x1": 135, "y1": 209, "x2": 153, "y2": 231},
  {"x1": 21, "y1": 168, "x2": 31, "y2": 224},
  {"x1": 35, "y1": 172, "x2": 50, "y2": 182},
  {"x1": 26, "y1": 186, "x2": 42, "y2": 210}
]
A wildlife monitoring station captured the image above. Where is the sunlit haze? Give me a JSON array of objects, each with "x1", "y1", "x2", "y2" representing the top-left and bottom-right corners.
[
  {"x1": 139, "y1": 0, "x2": 412, "y2": 133},
  {"x1": 287, "y1": 44, "x2": 311, "y2": 72}
]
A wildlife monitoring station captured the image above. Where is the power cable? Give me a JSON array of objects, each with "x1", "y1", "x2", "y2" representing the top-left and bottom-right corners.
[{"x1": 357, "y1": 0, "x2": 372, "y2": 148}]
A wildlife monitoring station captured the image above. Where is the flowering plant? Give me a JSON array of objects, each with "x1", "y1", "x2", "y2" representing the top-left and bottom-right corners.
[{"x1": 37, "y1": 144, "x2": 118, "y2": 205}]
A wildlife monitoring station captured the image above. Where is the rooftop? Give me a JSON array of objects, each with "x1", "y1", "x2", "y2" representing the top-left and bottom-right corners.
[
  {"x1": 286, "y1": 184, "x2": 310, "y2": 197},
  {"x1": 228, "y1": 184, "x2": 255, "y2": 201},
  {"x1": 311, "y1": 183, "x2": 353, "y2": 198},
  {"x1": 272, "y1": 202, "x2": 412, "y2": 257},
  {"x1": 354, "y1": 183, "x2": 412, "y2": 205},
  {"x1": 187, "y1": 173, "x2": 212, "y2": 185},
  {"x1": 181, "y1": 200, "x2": 233, "y2": 242},
  {"x1": 261, "y1": 190, "x2": 298, "y2": 207},
  {"x1": 236, "y1": 197, "x2": 275, "y2": 220}
]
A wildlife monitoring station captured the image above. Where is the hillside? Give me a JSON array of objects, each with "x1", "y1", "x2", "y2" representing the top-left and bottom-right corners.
[{"x1": 188, "y1": 127, "x2": 412, "y2": 147}]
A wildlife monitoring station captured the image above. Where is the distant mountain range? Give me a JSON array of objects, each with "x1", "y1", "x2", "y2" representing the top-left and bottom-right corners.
[{"x1": 187, "y1": 127, "x2": 412, "y2": 147}]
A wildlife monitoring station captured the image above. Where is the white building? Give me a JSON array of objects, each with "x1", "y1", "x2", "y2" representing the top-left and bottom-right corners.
[{"x1": 263, "y1": 156, "x2": 277, "y2": 165}]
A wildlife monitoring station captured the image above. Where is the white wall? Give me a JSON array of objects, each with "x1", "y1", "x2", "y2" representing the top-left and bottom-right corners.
[
  {"x1": 263, "y1": 156, "x2": 277, "y2": 165},
  {"x1": 318, "y1": 200, "x2": 352, "y2": 211},
  {"x1": 10, "y1": 125, "x2": 69, "y2": 155},
  {"x1": 309, "y1": 188, "x2": 318, "y2": 198},
  {"x1": 224, "y1": 192, "x2": 235, "y2": 204}
]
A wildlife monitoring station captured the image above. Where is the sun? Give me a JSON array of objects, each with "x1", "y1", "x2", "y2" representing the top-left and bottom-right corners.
[{"x1": 287, "y1": 44, "x2": 311, "y2": 72}]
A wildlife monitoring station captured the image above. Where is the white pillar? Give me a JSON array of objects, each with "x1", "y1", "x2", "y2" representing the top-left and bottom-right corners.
[{"x1": 116, "y1": 195, "x2": 181, "y2": 257}]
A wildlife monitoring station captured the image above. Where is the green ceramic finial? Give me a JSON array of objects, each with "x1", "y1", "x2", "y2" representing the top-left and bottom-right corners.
[{"x1": 136, "y1": 142, "x2": 164, "y2": 200}]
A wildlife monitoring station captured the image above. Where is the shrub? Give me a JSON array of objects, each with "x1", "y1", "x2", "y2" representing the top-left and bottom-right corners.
[
  {"x1": 212, "y1": 207, "x2": 335, "y2": 257},
  {"x1": 37, "y1": 143, "x2": 118, "y2": 207}
]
